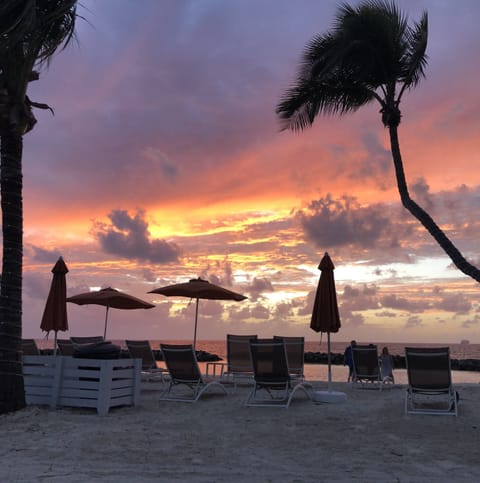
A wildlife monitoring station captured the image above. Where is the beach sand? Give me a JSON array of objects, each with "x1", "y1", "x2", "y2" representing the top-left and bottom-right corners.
[{"x1": 1, "y1": 381, "x2": 479, "y2": 482}]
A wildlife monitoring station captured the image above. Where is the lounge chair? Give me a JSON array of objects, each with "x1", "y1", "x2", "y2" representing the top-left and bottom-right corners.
[
  {"x1": 206, "y1": 334, "x2": 257, "y2": 390},
  {"x1": 70, "y1": 336, "x2": 105, "y2": 344},
  {"x1": 21, "y1": 339, "x2": 41, "y2": 355},
  {"x1": 125, "y1": 339, "x2": 168, "y2": 383},
  {"x1": 273, "y1": 335, "x2": 309, "y2": 383},
  {"x1": 56, "y1": 339, "x2": 75, "y2": 356},
  {"x1": 351, "y1": 344, "x2": 384, "y2": 389},
  {"x1": 225, "y1": 334, "x2": 258, "y2": 386},
  {"x1": 245, "y1": 338, "x2": 312, "y2": 408},
  {"x1": 160, "y1": 344, "x2": 228, "y2": 402},
  {"x1": 405, "y1": 347, "x2": 458, "y2": 416}
]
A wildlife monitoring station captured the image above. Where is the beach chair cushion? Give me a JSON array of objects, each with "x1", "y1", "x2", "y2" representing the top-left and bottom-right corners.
[{"x1": 73, "y1": 341, "x2": 121, "y2": 359}]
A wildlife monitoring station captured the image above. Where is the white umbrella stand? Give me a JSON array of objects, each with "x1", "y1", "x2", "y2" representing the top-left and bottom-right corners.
[{"x1": 312, "y1": 333, "x2": 347, "y2": 403}]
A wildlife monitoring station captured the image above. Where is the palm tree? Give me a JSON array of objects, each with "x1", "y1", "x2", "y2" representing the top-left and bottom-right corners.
[
  {"x1": 0, "y1": 0, "x2": 78, "y2": 413},
  {"x1": 276, "y1": 0, "x2": 480, "y2": 282}
]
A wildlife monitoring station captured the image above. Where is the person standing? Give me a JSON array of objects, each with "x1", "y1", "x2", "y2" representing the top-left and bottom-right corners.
[
  {"x1": 379, "y1": 346, "x2": 395, "y2": 383},
  {"x1": 344, "y1": 340, "x2": 356, "y2": 382}
]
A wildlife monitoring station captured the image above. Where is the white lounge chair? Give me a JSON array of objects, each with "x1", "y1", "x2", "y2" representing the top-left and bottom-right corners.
[
  {"x1": 351, "y1": 344, "x2": 384, "y2": 389},
  {"x1": 160, "y1": 344, "x2": 228, "y2": 402},
  {"x1": 126, "y1": 339, "x2": 168, "y2": 383},
  {"x1": 245, "y1": 338, "x2": 312, "y2": 408},
  {"x1": 206, "y1": 334, "x2": 257, "y2": 390},
  {"x1": 405, "y1": 347, "x2": 458, "y2": 416}
]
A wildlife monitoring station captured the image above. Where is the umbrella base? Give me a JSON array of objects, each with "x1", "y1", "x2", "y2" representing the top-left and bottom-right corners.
[{"x1": 313, "y1": 390, "x2": 347, "y2": 404}]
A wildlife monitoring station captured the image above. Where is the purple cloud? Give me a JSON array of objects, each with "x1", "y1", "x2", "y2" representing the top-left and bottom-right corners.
[{"x1": 92, "y1": 209, "x2": 181, "y2": 263}]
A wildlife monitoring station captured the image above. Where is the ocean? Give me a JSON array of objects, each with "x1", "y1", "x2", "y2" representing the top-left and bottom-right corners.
[
  {"x1": 36, "y1": 339, "x2": 480, "y2": 385},
  {"x1": 150, "y1": 340, "x2": 480, "y2": 360}
]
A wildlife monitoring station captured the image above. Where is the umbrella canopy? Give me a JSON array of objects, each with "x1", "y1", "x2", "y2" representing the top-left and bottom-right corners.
[
  {"x1": 67, "y1": 287, "x2": 155, "y2": 339},
  {"x1": 148, "y1": 278, "x2": 247, "y2": 349},
  {"x1": 40, "y1": 257, "x2": 69, "y2": 354},
  {"x1": 310, "y1": 252, "x2": 341, "y2": 391}
]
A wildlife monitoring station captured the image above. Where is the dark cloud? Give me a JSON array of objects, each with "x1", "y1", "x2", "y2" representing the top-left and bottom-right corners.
[
  {"x1": 92, "y1": 209, "x2": 181, "y2": 264},
  {"x1": 297, "y1": 289, "x2": 316, "y2": 316},
  {"x1": 376, "y1": 310, "x2": 397, "y2": 318},
  {"x1": 298, "y1": 194, "x2": 412, "y2": 251},
  {"x1": 340, "y1": 310, "x2": 365, "y2": 327},
  {"x1": 142, "y1": 268, "x2": 158, "y2": 283},
  {"x1": 245, "y1": 277, "x2": 275, "y2": 302},
  {"x1": 29, "y1": 246, "x2": 63, "y2": 263},
  {"x1": 199, "y1": 259, "x2": 235, "y2": 288},
  {"x1": 274, "y1": 302, "x2": 294, "y2": 319},
  {"x1": 437, "y1": 293, "x2": 472, "y2": 314},
  {"x1": 411, "y1": 178, "x2": 435, "y2": 212},
  {"x1": 405, "y1": 315, "x2": 422, "y2": 329},
  {"x1": 142, "y1": 148, "x2": 179, "y2": 182},
  {"x1": 380, "y1": 294, "x2": 428, "y2": 313},
  {"x1": 341, "y1": 284, "x2": 379, "y2": 312},
  {"x1": 250, "y1": 303, "x2": 271, "y2": 320}
]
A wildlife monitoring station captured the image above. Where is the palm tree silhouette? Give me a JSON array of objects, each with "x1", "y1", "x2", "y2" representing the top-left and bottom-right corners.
[
  {"x1": 0, "y1": 0, "x2": 78, "y2": 413},
  {"x1": 276, "y1": 0, "x2": 480, "y2": 282}
]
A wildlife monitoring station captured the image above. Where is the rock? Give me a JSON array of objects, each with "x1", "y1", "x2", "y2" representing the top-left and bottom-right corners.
[{"x1": 302, "y1": 352, "x2": 480, "y2": 371}]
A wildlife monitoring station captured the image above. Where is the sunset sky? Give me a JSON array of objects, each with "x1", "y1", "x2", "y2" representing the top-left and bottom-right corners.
[{"x1": 19, "y1": 0, "x2": 480, "y2": 345}]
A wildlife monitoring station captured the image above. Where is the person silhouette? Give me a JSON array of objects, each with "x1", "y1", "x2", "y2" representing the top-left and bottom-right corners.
[
  {"x1": 344, "y1": 340, "x2": 356, "y2": 382},
  {"x1": 379, "y1": 346, "x2": 395, "y2": 383}
]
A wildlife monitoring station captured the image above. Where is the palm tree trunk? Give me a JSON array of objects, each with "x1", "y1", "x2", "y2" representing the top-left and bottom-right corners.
[
  {"x1": 0, "y1": 131, "x2": 26, "y2": 413},
  {"x1": 389, "y1": 125, "x2": 480, "y2": 283}
]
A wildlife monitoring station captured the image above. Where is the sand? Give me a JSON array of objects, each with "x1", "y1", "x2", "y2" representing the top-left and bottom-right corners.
[{"x1": 0, "y1": 380, "x2": 479, "y2": 482}]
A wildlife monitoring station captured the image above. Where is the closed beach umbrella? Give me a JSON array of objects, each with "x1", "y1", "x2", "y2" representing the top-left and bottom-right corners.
[
  {"x1": 67, "y1": 287, "x2": 155, "y2": 339},
  {"x1": 149, "y1": 278, "x2": 247, "y2": 349},
  {"x1": 40, "y1": 257, "x2": 69, "y2": 355},
  {"x1": 311, "y1": 252, "x2": 341, "y2": 392}
]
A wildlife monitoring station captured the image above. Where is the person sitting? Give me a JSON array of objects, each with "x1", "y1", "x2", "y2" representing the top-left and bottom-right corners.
[
  {"x1": 379, "y1": 346, "x2": 395, "y2": 384},
  {"x1": 344, "y1": 340, "x2": 356, "y2": 382}
]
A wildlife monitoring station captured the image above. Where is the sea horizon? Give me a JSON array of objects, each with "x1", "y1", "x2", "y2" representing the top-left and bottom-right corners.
[{"x1": 35, "y1": 338, "x2": 480, "y2": 360}]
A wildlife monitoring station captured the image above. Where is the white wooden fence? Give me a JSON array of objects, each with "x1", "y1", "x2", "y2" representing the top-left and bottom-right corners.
[{"x1": 22, "y1": 355, "x2": 141, "y2": 416}]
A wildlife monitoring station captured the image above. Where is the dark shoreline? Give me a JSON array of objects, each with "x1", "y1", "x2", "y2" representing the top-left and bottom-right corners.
[
  {"x1": 304, "y1": 351, "x2": 480, "y2": 372},
  {"x1": 193, "y1": 350, "x2": 480, "y2": 372},
  {"x1": 160, "y1": 349, "x2": 480, "y2": 371}
]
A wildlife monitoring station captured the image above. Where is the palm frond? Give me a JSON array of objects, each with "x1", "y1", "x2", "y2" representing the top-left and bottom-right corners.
[
  {"x1": 400, "y1": 10, "x2": 428, "y2": 90},
  {"x1": 337, "y1": 0, "x2": 409, "y2": 85},
  {"x1": 0, "y1": 0, "x2": 78, "y2": 100},
  {"x1": 276, "y1": 74, "x2": 375, "y2": 132},
  {"x1": 276, "y1": 0, "x2": 428, "y2": 130}
]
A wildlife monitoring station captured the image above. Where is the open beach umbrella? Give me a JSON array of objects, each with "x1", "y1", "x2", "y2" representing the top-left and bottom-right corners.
[
  {"x1": 67, "y1": 287, "x2": 155, "y2": 339},
  {"x1": 148, "y1": 278, "x2": 247, "y2": 349},
  {"x1": 40, "y1": 257, "x2": 69, "y2": 355},
  {"x1": 310, "y1": 252, "x2": 342, "y2": 395}
]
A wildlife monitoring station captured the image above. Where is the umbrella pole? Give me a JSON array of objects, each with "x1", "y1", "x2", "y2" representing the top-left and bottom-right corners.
[
  {"x1": 54, "y1": 331, "x2": 58, "y2": 356},
  {"x1": 193, "y1": 298, "x2": 199, "y2": 351},
  {"x1": 327, "y1": 332, "x2": 332, "y2": 392},
  {"x1": 104, "y1": 305, "x2": 109, "y2": 340},
  {"x1": 313, "y1": 331, "x2": 346, "y2": 403}
]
